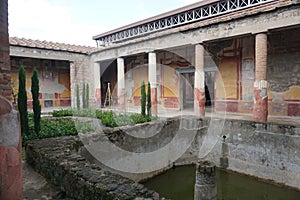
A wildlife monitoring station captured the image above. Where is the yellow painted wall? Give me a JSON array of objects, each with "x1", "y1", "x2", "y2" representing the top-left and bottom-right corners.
[
  {"x1": 132, "y1": 66, "x2": 148, "y2": 97},
  {"x1": 59, "y1": 73, "x2": 71, "y2": 98},
  {"x1": 163, "y1": 67, "x2": 179, "y2": 97},
  {"x1": 11, "y1": 72, "x2": 33, "y2": 99},
  {"x1": 216, "y1": 59, "x2": 238, "y2": 99},
  {"x1": 284, "y1": 86, "x2": 300, "y2": 100}
]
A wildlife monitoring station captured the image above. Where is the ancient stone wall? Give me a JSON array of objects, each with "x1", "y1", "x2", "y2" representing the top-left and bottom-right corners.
[
  {"x1": 25, "y1": 117, "x2": 300, "y2": 194},
  {"x1": 0, "y1": 0, "x2": 11, "y2": 100},
  {"x1": 206, "y1": 119, "x2": 300, "y2": 190},
  {"x1": 25, "y1": 136, "x2": 161, "y2": 200}
]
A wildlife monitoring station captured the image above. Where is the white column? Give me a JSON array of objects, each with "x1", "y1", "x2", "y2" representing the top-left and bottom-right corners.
[
  {"x1": 117, "y1": 58, "x2": 126, "y2": 111},
  {"x1": 93, "y1": 62, "x2": 101, "y2": 108},
  {"x1": 194, "y1": 44, "x2": 205, "y2": 116},
  {"x1": 149, "y1": 52, "x2": 157, "y2": 116}
]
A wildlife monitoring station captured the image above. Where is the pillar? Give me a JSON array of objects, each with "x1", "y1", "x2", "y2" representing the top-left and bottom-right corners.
[
  {"x1": 149, "y1": 52, "x2": 157, "y2": 116},
  {"x1": 220, "y1": 135, "x2": 229, "y2": 169},
  {"x1": 94, "y1": 62, "x2": 101, "y2": 108},
  {"x1": 194, "y1": 161, "x2": 217, "y2": 200},
  {"x1": 253, "y1": 33, "x2": 268, "y2": 122},
  {"x1": 194, "y1": 44, "x2": 205, "y2": 116},
  {"x1": 0, "y1": 0, "x2": 23, "y2": 198},
  {"x1": 117, "y1": 58, "x2": 125, "y2": 111}
]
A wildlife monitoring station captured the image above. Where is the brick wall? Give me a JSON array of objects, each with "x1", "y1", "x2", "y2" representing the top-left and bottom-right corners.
[{"x1": 0, "y1": 0, "x2": 11, "y2": 100}]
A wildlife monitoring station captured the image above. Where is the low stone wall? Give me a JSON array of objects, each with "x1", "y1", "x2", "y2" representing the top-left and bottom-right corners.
[
  {"x1": 25, "y1": 136, "x2": 161, "y2": 200},
  {"x1": 209, "y1": 119, "x2": 300, "y2": 190}
]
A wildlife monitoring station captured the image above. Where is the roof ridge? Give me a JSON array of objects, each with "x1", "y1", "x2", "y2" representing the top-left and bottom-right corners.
[{"x1": 9, "y1": 36, "x2": 98, "y2": 54}]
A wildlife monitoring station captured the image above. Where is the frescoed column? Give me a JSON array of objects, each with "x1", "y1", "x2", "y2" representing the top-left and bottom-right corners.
[
  {"x1": 94, "y1": 62, "x2": 101, "y2": 108},
  {"x1": 194, "y1": 44, "x2": 205, "y2": 117},
  {"x1": 149, "y1": 52, "x2": 157, "y2": 116},
  {"x1": 117, "y1": 58, "x2": 126, "y2": 111},
  {"x1": 253, "y1": 33, "x2": 268, "y2": 122}
]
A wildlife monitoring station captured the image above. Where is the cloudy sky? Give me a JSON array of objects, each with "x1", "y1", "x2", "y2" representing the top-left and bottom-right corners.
[{"x1": 8, "y1": 0, "x2": 200, "y2": 46}]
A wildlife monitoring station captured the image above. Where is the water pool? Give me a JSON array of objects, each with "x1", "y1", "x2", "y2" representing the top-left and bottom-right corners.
[{"x1": 144, "y1": 165, "x2": 300, "y2": 200}]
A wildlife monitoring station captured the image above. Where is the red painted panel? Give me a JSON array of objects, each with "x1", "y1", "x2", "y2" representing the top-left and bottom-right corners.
[
  {"x1": 215, "y1": 101, "x2": 238, "y2": 112},
  {"x1": 164, "y1": 97, "x2": 179, "y2": 108},
  {"x1": 287, "y1": 103, "x2": 300, "y2": 117},
  {"x1": 133, "y1": 96, "x2": 141, "y2": 106},
  {"x1": 60, "y1": 99, "x2": 71, "y2": 107}
]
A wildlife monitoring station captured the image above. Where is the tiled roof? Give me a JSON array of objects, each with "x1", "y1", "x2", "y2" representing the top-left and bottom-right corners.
[{"x1": 9, "y1": 37, "x2": 98, "y2": 54}]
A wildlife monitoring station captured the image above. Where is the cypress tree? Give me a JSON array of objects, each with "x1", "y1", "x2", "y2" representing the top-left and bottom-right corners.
[
  {"x1": 18, "y1": 66, "x2": 29, "y2": 135},
  {"x1": 86, "y1": 83, "x2": 89, "y2": 108},
  {"x1": 31, "y1": 68, "x2": 41, "y2": 135},
  {"x1": 147, "y1": 82, "x2": 151, "y2": 117},
  {"x1": 141, "y1": 81, "x2": 146, "y2": 116},
  {"x1": 82, "y1": 83, "x2": 86, "y2": 108},
  {"x1": 76, "y1": 84, "x2": 80, "y2": 109}
]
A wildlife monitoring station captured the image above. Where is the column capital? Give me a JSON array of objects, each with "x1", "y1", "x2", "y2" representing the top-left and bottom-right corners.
[{"x1": 255, "y1": 31, "x2": 268, "y2": 35}]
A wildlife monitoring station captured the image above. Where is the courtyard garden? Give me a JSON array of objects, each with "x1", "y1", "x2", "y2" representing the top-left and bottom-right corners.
[{"x1": 22, "y1": 109, "x2": 155, "y2": 144}]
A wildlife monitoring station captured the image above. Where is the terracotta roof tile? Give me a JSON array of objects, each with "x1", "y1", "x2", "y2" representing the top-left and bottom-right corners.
[{"x1": 9, "y1": 37, "x2": 98, "y2": 54}]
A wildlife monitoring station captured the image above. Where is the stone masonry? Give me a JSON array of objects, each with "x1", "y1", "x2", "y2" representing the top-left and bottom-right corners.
[
  {"x1": 0, "y1": 0, "x2": 23, "y2": 199},
  {"x1": 25, "y1": 136, "x2": 161, "y2": 200}
]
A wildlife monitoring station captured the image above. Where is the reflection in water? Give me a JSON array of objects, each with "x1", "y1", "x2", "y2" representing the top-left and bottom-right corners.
[{"x1": 144, "y1": 165, "x2": 300, "y2": 200}]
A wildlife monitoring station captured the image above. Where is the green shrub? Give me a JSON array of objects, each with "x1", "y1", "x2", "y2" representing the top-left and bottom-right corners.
[
  {"x1": 130, "y1": 113, "x2": 152, "y2": 124},
  {"x1": 23, "y1": 116, "x2": 95, "y2": 144},
  {"x1": 52, "y1": 109, "x2": 74, "y2": 117},
  {"x1": 100, "y1": 111, "x2": 117, "y2": 127}
]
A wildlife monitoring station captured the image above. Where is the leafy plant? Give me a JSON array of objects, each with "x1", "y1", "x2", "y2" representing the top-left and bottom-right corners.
[
  {"x1": 31, "y1": 68, "x2": 41, "y2": 135},
  {"x1": 18, "y1": 66, "x2": 29, "y2": 136},
  {"x1": 52, "y1": 109, "x2": 74, "y2": 117},
  {"x1": 141, "y1": 81, "x2": 146, "y2": 116}
]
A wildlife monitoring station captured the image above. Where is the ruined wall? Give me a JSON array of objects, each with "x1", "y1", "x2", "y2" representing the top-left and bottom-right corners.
[
  {"x1": 208, "y1": 119, "x2": 300, "y2": 190},
  {"x1": 0, "y1": 0, "x2": 11, "y2": 100},
  {"x1": 25, "y1": 136, "x2": 161, "y2": 200}
]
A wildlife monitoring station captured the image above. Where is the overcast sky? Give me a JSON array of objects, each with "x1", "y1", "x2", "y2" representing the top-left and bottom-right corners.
[{"x1": 8, "y1": 0, "x2": 200, "y2": 46}]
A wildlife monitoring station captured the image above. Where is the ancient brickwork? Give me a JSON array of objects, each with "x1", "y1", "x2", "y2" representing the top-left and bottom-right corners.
[
  {"x1": 0, "y1": 0, "x2": 23, "y2": 199},
  {"x1": 0, "y1": 0, "x2": 11, "y2": 100}
]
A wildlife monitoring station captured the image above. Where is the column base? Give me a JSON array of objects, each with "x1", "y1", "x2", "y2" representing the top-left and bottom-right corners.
[
  {"x1": 118, "y1": 88, "x2": 126, "y2": 111},
  {"x1": 151, "y1": 88, "x2": 157, "y2": 116},
  {"x1": 194, "y1": 88, "x2": 205, "y2": 116},
  {"x1": 253, "y1": 88, "x2": 268, "y2": 122}
]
